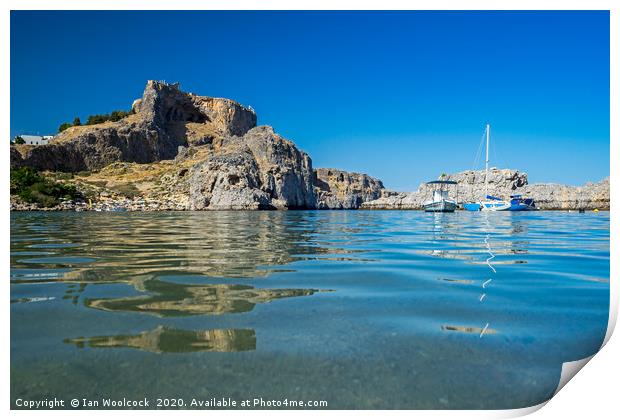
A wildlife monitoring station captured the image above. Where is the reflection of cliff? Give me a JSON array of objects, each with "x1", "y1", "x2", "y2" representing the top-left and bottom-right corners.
[
  {"x1": 64, "y1": 326, "x2": 256, "y2": 353},
  {"x1": 84, "y1": 278, "x2": 322, "y2": 317},
  {"x1": 10, "y1": 211, "x2": 366, "y2": 285}
]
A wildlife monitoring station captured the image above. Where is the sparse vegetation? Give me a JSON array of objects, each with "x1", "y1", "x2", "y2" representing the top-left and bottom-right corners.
[
  {"x1": 86, "y1": 110, "x2": 133, "y2": 125},
  {"x1": 51, "y1": 172, "x2": 74, "y2": 181},
  {"x1": 13, "y1": 136, "x2": 25, "y2": 145},
  {"x1": 57, "y1": 110, "x2": 133, "y2": 134},
  {"x1": 112, "y1": 182, "x2": 141, "y2": 199},
  {"x1": 58, "y1": 122, "x2": 72, "y2": 133},
  {"x1": 11, "y1": 167, "x2": 81, "y2": 207}
]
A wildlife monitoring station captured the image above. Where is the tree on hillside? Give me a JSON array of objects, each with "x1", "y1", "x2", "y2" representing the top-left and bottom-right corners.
[
  {"x1": 73, "y1": 117, "x2": 81, "y2": 126},
  {"x1": 58, "y1": 122, "x2": 72, "y2": 133},
  {"x1": 86, "y1": 114, "x2": 107, "y2": 125},
  {"x1": 14, "y1": 136, "x2": 25, "y2": 145}
]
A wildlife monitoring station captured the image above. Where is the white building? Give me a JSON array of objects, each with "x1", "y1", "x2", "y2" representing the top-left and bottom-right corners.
[{"x1": 14, "y1": 135, "x2": 54, "y2": 146}]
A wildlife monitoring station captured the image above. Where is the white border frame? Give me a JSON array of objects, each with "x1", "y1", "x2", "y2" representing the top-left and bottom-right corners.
[{"x1": 2, "y1": 1, "x2": 616, "y2": 419}]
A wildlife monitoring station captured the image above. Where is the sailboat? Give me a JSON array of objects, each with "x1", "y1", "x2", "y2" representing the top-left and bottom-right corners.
[{"x1": 464, "y1": 124, "x2": 511, "y2": 212}]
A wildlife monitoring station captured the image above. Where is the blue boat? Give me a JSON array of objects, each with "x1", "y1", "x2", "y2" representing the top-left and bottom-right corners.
[
  {"x1": 462, "y1": 203, "x2": 481, "y2": 211},
  {"x1": 509, "y1": 195, "x2": 537, "y2": 211}
]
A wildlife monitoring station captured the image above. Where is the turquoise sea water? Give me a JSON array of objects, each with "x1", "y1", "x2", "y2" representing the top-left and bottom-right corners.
[{"x1": 10, "y1": 211, "x2": 609, "y2": 409}]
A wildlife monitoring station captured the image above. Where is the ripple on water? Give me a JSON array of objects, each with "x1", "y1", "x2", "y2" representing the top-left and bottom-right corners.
[{"x1": 9, "y1": 210, "x2": 610, "y2": 409}]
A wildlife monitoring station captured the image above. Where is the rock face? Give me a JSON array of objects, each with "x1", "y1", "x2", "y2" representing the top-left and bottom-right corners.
[
  {"x1": 523, "y1": 178, "x2": 610, "y2": 210},
  {"x1": 187, "y1": 126, "x2": 316, "y2": 210},
  {"x1": 361, "y1": 169, "x2": 609, "y2": 210},
  {"x1": 11, "y1": 81, "x2": 257, "y2": 172},
  {"x1": 11, "y1": 80, "x2": 388, "y2": 210},
  {"x1": 313, "y1": 168, "x2": 384, "y2": 209},
  {"x1": 17, "y1": 80, "x2": 605, "y2": 212}
]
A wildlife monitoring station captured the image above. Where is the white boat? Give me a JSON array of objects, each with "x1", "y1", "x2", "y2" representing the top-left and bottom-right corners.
[
  {"x1": 478, "y1": 124, "x2": 510, "y2": 212},
  {"x1": 480, "y1": 196, "x2": 511, "y2": 211},
  {"x1": 423, "y1": 180, "x2": 458, "y2": 212}
]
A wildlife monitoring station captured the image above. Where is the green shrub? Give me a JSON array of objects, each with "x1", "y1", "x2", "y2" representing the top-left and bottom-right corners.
[
  {"x1": 14, "y1": 136, "x2": 25, "y2": 145},
  {"x1": 58, "y1": 122, "x2": 72, "y2": 133},
  {"x1": 57, "y1": 109, "x2": 133, "y2": 132},
  {"x1": 113, "y1": 183, "x2": 141, "y2": 198},
  {"x1": 11, "y1": 167, "x2": 81, "y2": 207},
  {"x1": 53, "y1": 172, "x2": 74, "y2": 181},
  {"x1": 86, "y1": 109, "x2": 133, "y2": 125}
]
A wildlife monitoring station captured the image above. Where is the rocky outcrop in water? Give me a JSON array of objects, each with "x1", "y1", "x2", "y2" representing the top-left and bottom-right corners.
[
  {"x1": 361, "y1": 169, "x2": 609, "y2": 210},
  {"x1": 313, "y1": 168, "x2": 384, "y2": 209}
]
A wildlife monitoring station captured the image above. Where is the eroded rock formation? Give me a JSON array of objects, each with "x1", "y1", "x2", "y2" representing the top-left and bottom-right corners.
[
  {"x1": 10, "y1": 81, "x2": 607, "y2": 211},
  {"x1": 11, "y1": 81, "x2": 384, "y2": 210},
  {"x1": 11, "y1": 81, "x2": 257, "y2": 172},
  {"x1": 188, "y1": 126, "x2": 316, "y2": 210},
  {"x1": 313, "y1": 168, "x2": 384, "y2": 209}
]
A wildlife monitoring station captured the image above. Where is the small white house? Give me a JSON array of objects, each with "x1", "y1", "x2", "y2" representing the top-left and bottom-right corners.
[{"x1": 14, "y1": 135, "x2": 54, "y2": 146}]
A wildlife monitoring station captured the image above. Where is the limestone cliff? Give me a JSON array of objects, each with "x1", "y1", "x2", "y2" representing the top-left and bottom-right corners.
[
  {"x1": 313, "y1": 168, "x2": 384, "y2": 209},
  {"x1": 13, "y1": 81, "x2": 604, "y2": 212},
  {"x1": 187, "y1": 126, "x2": 316, "y2": 210},
  {"x1": 522, "y1": 178, "x2": 610, "y2": 210},
  {"x1": 11, "y1": 80, "x2": 383, "y2": 210},
  {"x1": 11, "y1": 81, "x2": 257, "y2": 172}
]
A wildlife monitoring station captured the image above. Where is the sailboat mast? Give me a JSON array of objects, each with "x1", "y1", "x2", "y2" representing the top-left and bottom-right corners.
[{"x1": 485, "y1": 123, "x2": 490, "y2": 196}]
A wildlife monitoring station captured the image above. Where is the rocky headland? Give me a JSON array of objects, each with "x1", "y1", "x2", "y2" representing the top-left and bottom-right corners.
[
  {"x1": 361, "y1": 169, "x2": 609, "y2": 211},
  {"x1": 10, "y1": 81, "x2": 609, "y2": 211}
]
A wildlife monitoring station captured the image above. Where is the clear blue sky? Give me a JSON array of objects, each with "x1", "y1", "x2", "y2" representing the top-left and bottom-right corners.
[{"x1": 11, "y1": 11, "x2": 609, "y2": 190}]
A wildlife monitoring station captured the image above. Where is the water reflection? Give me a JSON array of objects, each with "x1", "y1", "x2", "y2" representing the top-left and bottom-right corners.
[
  {"x1": 441, "y1": 325, "x2": 498, "y2": 335},
  {"x1": 10, "y1": 211, "x2": 369, "y2": 284},
  {"x1": 84, "y1": 278, "x2": 323, "y2": 317},
  {"x1": 64, "y1": 326, "x2": 256, "y2": 353},
  {"x1": 10, "y1": 211, "x2": 611, "y2": 409}
]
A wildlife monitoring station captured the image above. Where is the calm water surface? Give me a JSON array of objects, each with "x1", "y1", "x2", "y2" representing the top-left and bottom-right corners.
[{"x1": 10, "y1": 211, "x2": 609, "y2": 409}]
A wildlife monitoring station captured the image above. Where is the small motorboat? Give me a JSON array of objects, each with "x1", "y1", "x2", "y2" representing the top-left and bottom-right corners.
[
  {"x1": 509, "y1": 194, "x2": 536, "y2": 211},
  {"x1": 423, "y1": 180, "x2": 458, "y2": 212}
]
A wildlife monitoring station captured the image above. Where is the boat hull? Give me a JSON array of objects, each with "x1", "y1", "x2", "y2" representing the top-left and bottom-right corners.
[
  {"x1": 480, "y1": 201, "x2": 511, "y2": 211},
  {"x1": 462, "y1": 203, "x2": 481, "y2": 212},
  {"x1": 509, "y1": 203, "x2": 536, "y2": 211},
  {"x1": 423, "y1": 200, "x2": 457, "y2": 213},
  {"x1": 509, "y1": 197, "x2": 537, "y2": 211}
]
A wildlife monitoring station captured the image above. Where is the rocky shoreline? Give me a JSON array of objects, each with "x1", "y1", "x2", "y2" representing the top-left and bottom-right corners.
[
  {"x1": 361, "y1": 169, "x2": 610, "y2": 211},
  {"x1": 10, "y1": 81, "x2": 609, "y2": 212}
]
